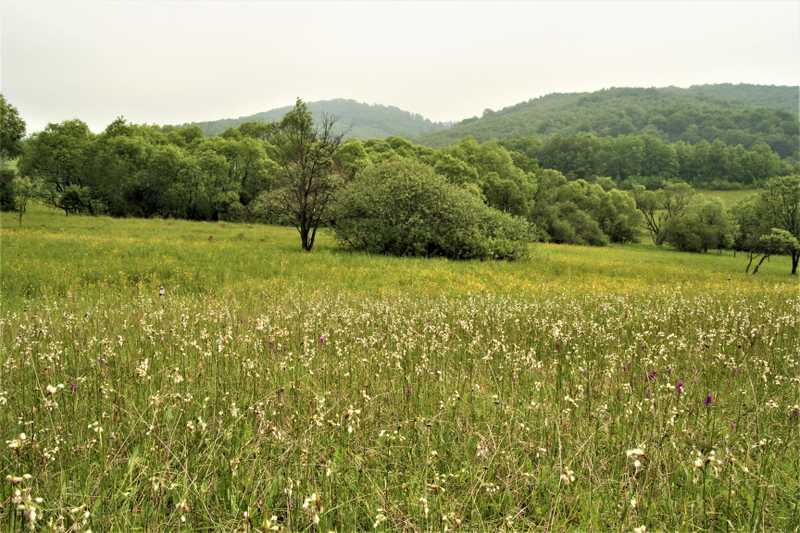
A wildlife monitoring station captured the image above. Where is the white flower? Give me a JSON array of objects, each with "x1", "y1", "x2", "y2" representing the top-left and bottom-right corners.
[
  {"x1": 135, "y1": 358, "x2": 150, "y2": 378},
  {"x1": 560, "y1": 467, "x2": 576, "y2": 484},
  {"x1": 625, "y1": 448, "x2": 645, "y2": 460},
  {"x1": 7, "y1": 432, "x2": 27, "y2": 450}
]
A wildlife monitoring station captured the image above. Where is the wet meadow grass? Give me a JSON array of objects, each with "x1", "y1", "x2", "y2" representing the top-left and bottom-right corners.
[{"x1": 1, "y1": 204, "x2": 798, "y2": 531}]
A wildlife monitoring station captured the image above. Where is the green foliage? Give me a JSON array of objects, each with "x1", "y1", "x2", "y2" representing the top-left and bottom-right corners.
[
  {"x1": 0, "y1": 168, "x2": 17, "y2": 211},
  {"x1": 443, "y1": 139, "x2": 536, "y2": 217},
  {"x1": 189, "y1": 98, "x2": 450, "y2": 139},
  {"x1": 504, "y1": 132, "x2": 784, "y2": 186},
  {"x1": 59, "y1": 184, "x2": 96, "y2": 215},
  {"x1": 530, "y1": 171, "x2": 641, "y2": 245},
  {"x1": 334, "y1": 160, "x2": 531, "y2": 259},
  {"x1": 19, "y1": 117, "x2": 280, "y2": 222},
  {"x1": 734, "y1": 175, "x2": 800, "y2": 273},
  {"x1": 0, "y1": 94, "x2": 26, "y2": 162},
  {"x1": 20, "y1": 119, "x2": 94, "y2": 193},
  {"x1": 9, "y1": 175, "x2": 39, "y2": 224},
  {"x1": 422, "y1": 85, "x2": 800, "y2": 158},
  {"x1": 662, "y1": 198, "x2": 735, "y2": 252},
  {"x1": 758, "y1": 228, "x2": 800, "y2": 256},
  {"x1": 633, "y1": 181, "x2": 696, "y2": 245}
]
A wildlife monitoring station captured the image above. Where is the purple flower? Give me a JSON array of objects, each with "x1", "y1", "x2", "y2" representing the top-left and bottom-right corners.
[
  {"x1": 704, "y1": 393, "x2": 714, "y2": 407},
  {"x1": 319, "y1": 335, "x2": 327, "y2": 346},
  {"x1": 71, "y1": 383, "x2": 77, "y2": 395},
  {"x1": 675, "y1": 379, "x2": 684, "y2": 395},
  {"x1": 647, "y1": 371, "x2": 657, "y2": 382}
]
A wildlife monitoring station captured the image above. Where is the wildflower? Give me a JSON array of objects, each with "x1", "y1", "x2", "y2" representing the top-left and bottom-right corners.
[
  {"x1": 12, "y1": 487, "x2": 43, "y2": 529},
  {"x1": 7, "y1": 432, "x2": 27, "y2": 450},
  {"x1": 45, "y1": 384, "x2": 63, "y2": 395},
  {"x1": 6, "y1": 474, "x2": 32, "y2": 485},
  {"x1": 135, "y1": 358, "x2": 150, "y2": 379},
  {"x1": 626, "y1": 448, "x2": 646, "y2": 460},
  {"x1": 373, "y1": 509, "x2": 387, "y2": 529},
  {"x1": 626, "y1": 447, "x2": 646, "y2": 472},
  {"x1": 646, "y1": 371, "x2": 657, "y2": 381},
  {"x1": 177, "y1": 499, "x2": 190, "y2": 522},
  {"x1": 264, "y1": 515, "x2": 281, "y2": 531},
  {"x1": 302, "y1": 492, "x2": 323, "y2": 525},
  {"x1": 419, "y1": 496, "x2": 429, "y2": 518},
  {"x1": 319, "y1": 334, "x2": 327, "y2": 345},
  {"x1": 693, "y1": 453, "x2": 704, "y2": 468},
  {"x1": 675, "y1": 379, "x2": 684, "y2": 395},
  {"x1": 560, "y1": 467, "x2": 576, "y2": 485},
  {"x1": 633, "y1": 526, "x2": 647, "y2": 533}
]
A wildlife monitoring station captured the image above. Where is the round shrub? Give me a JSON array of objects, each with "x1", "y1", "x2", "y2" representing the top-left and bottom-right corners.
[{"x1": 333, "y1": 160, "x2": 531, "y2": 260}]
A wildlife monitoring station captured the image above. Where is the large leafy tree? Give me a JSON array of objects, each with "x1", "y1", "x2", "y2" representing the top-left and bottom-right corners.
[
  {"x1": 757, "y1": 175, "x2": 800, "y2": 274},
  {"x1": 0, "y1": 94, "x2": 26, "y2": 164},
  {"x1": 632, "y1": 181, "x2": 695, "y2": 245},
  {"x1": 267, "y1": 99, "x2": 344, "y2": 251},
  {"x1": 19, "y1": 120, "x2": 94, "y2": 198}
]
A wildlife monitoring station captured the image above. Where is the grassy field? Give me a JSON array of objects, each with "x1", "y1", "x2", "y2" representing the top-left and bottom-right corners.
[
  {"x1": 696, "y1": 189, "x2": 758, "y2": 208},
  {"x1": 1, "y1": 205, "x2": 798, "y2": 531}
]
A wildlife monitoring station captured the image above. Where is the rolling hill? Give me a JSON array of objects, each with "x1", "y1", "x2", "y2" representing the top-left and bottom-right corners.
[
  {"x1": 420, "y1": 84, "x2": 799, "y2": 157},
  {"x1": 188, "y1": 98, "x2": 451, "y2": 139}
]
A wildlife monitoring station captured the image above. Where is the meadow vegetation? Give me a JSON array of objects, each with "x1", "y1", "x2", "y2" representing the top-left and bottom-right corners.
[
  {"x1": 1, "y1": 88, "x2": 799, "y2": 531},
  {"x1": 1, "y1": 205, "x2": 798, "y2": 531}
]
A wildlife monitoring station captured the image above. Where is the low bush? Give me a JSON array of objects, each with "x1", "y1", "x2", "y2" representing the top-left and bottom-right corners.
[{"x1": 333, "y1": 160, "x2": 531, "y2": 260}]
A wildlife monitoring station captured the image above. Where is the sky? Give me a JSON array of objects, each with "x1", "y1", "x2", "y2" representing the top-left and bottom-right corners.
[{"x1": 2, "y1": 0, "x2": 799, "y2": 133}]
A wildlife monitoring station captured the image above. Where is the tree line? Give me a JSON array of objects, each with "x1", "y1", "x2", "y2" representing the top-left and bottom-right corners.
[
  {"x1": 501, "y1": 133, "x2": 795, "y2": 188},
  {"x1": 2, "y1": 95, "x2": 798, "y2": 273}
]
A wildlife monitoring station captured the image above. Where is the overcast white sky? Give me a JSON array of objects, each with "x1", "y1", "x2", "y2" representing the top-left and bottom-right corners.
[{"x1": 2, "y1": 0, "x2": 799, "y2": 132}]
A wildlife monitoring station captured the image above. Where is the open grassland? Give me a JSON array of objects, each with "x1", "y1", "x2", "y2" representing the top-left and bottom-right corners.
[
  {"x1": 696, "y1": 189, "x2": 759, "y2": 208},
  {"x1": 1, "y1": 205, "x2": 798, "y2": 531}
]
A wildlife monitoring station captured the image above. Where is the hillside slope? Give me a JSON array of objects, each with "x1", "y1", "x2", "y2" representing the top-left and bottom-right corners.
[
  {"x1": 421, "y1": 84, "x2": 799, "y2": 157},
  {"x1": 189, "y1": 98, "x2": 450, "y2": 139}
]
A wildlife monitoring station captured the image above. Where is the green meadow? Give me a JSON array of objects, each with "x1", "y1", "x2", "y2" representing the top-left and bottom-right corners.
[
  {"x1": 1, "y1": 205, "x2": 798, "y2": 531},
  {"x1": 696, "y1": 189, "x2": 759, "y2": 209},
  {"x1": 0, "y1": 202, "x2": 791, "y2": 302}
]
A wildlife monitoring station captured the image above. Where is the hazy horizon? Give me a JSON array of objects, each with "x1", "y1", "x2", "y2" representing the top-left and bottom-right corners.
[{"x1": 2, "y1": 0, "x2": 799, "y2": 133}]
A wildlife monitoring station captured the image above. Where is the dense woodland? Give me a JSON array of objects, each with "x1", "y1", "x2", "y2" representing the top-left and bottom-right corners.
[
  {"x1": 2, "y1": 92, "x2": 799, "y2": 272},
  {"x1": 191, "y1": 99, "x2": 451, "y2": 138},
  {"x1": 422, "y1": 85, "x2": 800, "y2": 159}
]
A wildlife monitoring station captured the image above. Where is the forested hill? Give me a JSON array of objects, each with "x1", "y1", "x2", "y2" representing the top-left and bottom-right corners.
[
  {"x1": 189, "y1": 99, "x2": 450, "y2": 139},
  {"x1": 680, "y1": 83, "x2": 799, "y2": 114},
  {"x1": 420, "y1": 84, "x2": 800, "y2": 157}
]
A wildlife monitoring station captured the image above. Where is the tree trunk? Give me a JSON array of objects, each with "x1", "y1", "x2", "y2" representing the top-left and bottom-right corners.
[
  {"x1": 309, "y1": 226, "x2": 318, "y2": 251},
  {"x1": 752, "y1": 254, "x2": 769, "y2": 275},
  {"x1": 300, "y1": 225, "x2": 313, "y2": 251},
  {"x1": 744, "y1": 251, "x2": 754, "y2": 273},
  {"x1": 792, "y1": 252, "x2": 799, "y2": 275}
]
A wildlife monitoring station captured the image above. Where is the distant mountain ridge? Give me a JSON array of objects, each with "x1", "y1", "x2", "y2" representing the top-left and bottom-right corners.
[
  {"x1": 420, "y1": 84, "x2": 800, "y2": 157},
  {"x1": 188, "y1": 98, "x2": 451, "y2": 139}
]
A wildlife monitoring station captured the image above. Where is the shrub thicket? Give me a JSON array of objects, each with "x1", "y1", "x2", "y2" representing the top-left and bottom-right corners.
[{"x1": 333, "y1": 160, "x2": 531, "y2": 260}]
